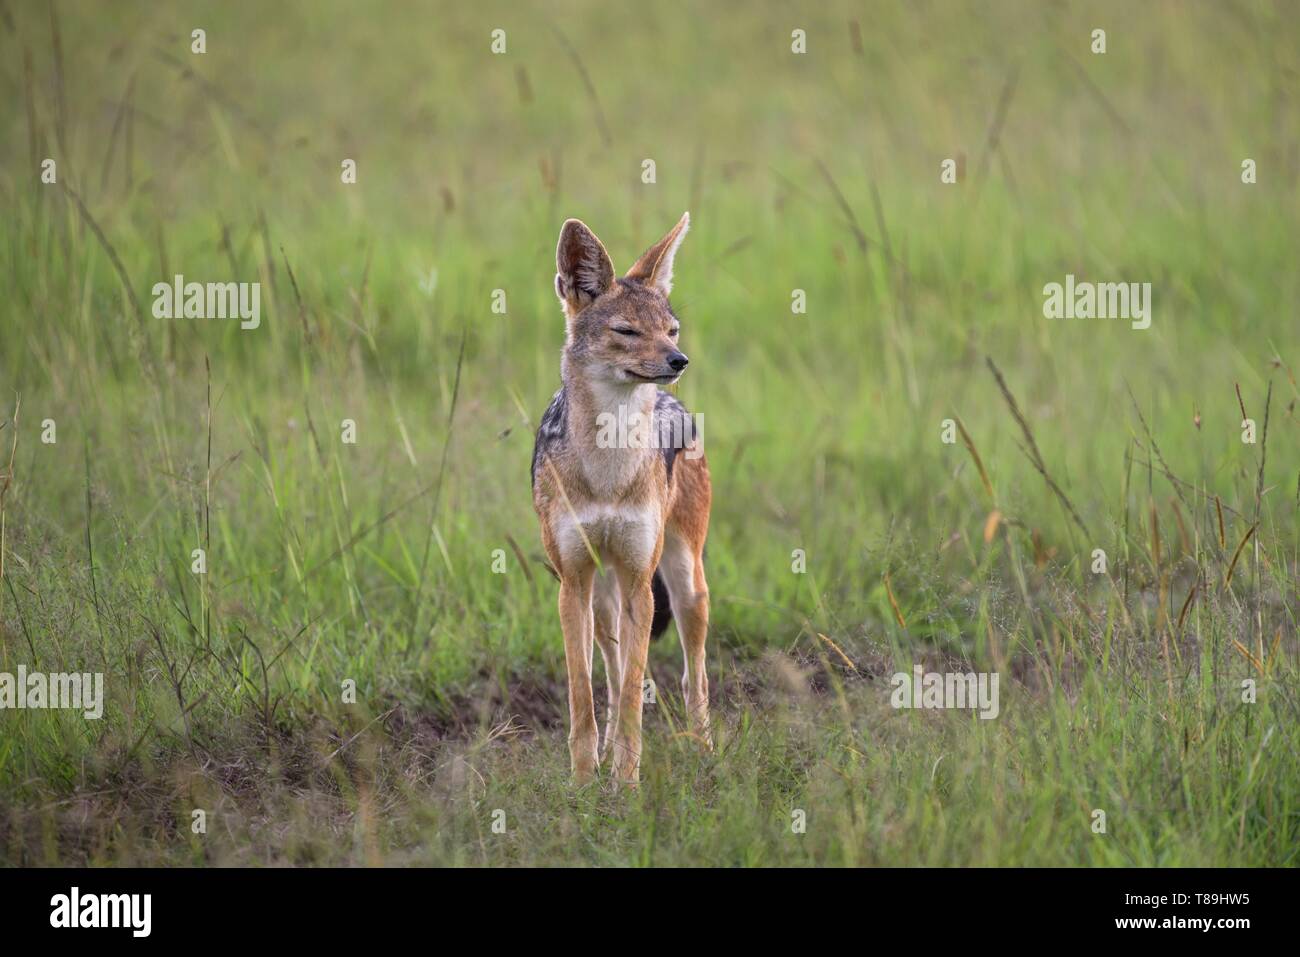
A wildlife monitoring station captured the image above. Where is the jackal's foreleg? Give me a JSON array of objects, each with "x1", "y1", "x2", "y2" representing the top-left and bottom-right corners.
[
  {"x1": 558, "y1": 565, "x2": 598, "y2": 783},
  {"x1": 609, "y1": 565, "x2": 654, "y2": 786},
  {"x1": 592, "y1": 570, "x2": 622, "y2": 763}
]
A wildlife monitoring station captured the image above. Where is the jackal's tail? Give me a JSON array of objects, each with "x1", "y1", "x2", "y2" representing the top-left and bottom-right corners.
[{"x1": 650, "y1": 569, "x2": 673, "y2": 639}]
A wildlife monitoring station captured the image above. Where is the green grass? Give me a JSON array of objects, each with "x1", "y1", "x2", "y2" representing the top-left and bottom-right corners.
[{"x1": 0, "y1": 0, "x2": 1297, "y2": 865}]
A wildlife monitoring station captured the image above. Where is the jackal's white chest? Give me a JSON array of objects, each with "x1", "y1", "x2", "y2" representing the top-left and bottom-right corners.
[
  {"x1": 579, "y1": 443, "x2": 653, "y2": 499},
  {"x1": 576, "y1": 381, "x2": 658, "y2": 499},
  {"x1": 555, "y1": 503, "x2": 662, "y2": 570}
]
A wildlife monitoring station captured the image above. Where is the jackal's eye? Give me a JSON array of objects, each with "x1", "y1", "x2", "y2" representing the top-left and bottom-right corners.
[{"x1": 612, "y1": 326, "x2": 639, "y2": 337}]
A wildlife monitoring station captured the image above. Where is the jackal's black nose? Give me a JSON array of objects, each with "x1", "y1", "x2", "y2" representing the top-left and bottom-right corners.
[{"x1": 667, "y1": 351, "x2": 689, "y2": 372}]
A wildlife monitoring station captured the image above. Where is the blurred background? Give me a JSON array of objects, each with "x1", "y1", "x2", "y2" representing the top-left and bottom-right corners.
[{"x1": 0, "y1": 1, "x2": 1296, "y2": 864}]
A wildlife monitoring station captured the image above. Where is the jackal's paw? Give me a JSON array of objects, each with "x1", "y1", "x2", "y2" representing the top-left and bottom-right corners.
[
  {"x1": 688, "y1": 713, "x2": 713, "y2": 752},
  {"x1": 608, "y1": 744, "x2": 641, "y2": 788},
  {"x1": 569, "y1": 741, "x2": 599, "y2": 786},
  {"x1": 611, "y1": 770, "x2": 641, "y2": 790}
]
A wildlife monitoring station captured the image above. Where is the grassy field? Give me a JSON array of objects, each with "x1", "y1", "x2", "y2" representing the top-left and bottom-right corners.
[{"x1": 1, "y1": 0, "x2": 1297, "y2": 866}]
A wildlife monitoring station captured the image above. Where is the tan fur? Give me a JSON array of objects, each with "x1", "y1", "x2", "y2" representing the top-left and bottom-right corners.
[{"x1": 534, "y1": 213, "x2": 711, "y2": 786}]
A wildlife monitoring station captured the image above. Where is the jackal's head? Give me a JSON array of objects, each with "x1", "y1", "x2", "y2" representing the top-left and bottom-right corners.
[{"x1": 554, "y1": 213, "x2": 691, "y2": 387}]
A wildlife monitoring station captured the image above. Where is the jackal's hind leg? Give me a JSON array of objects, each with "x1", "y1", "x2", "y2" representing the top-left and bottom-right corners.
[{"x1": 659, "y1": 533, "x2": 711, "y2": 749}]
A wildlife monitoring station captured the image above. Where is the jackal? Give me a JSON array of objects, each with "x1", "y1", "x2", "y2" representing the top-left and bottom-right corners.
[{"x1": 531, "y1": 212, "x2": 711, "y2": 786}]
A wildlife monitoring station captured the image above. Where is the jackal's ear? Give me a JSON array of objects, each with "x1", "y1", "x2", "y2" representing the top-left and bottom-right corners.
[
  {"x1": 555, "y1": 219, "x2": 615, "y2": 315},
  {"x1": 624, "y1": 212, "x2": 689, "y2": 296}
]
